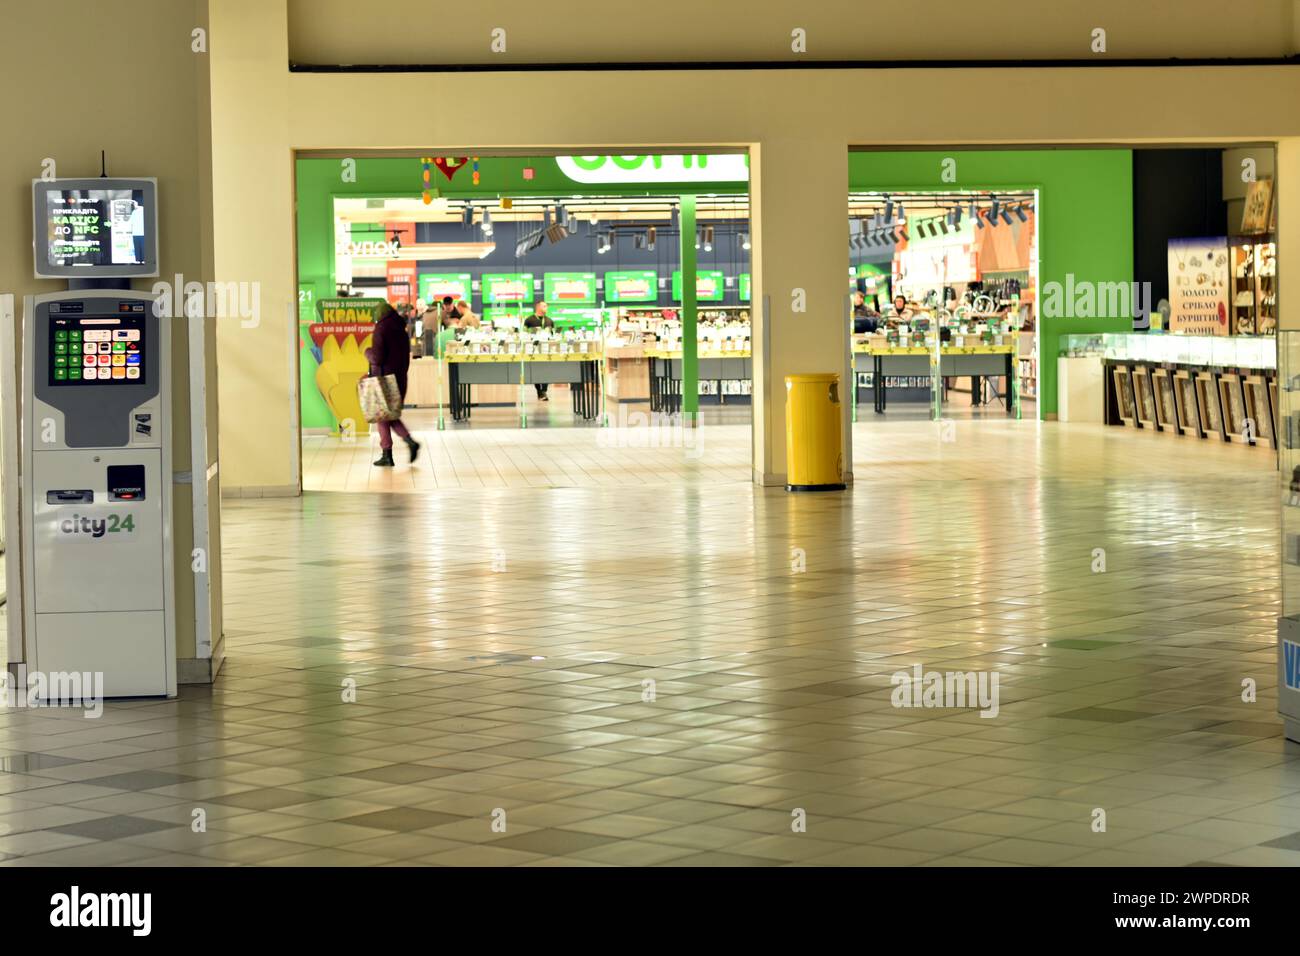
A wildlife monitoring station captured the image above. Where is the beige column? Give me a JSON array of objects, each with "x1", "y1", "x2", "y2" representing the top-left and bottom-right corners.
[
  {"x1": 750, "y1": 138, "x2": 850, "y2": 485},
  {"x1": 210, "y1": 0, "x2": 299, "y2": 496}
]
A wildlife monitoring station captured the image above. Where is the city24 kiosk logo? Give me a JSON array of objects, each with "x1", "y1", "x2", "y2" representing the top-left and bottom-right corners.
[{"x1": 57, "y1": 513, "x2": 136, "y2": 539}]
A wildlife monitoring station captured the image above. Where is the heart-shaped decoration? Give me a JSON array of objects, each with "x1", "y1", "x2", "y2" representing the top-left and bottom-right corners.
[{"x1": 433, "y1": 156, "x2": 470, "y2": 181}]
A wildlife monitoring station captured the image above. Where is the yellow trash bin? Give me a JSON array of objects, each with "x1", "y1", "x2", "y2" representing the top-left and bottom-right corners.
[{"x1": 785, "y1": 373, "x2": 846, "y2": 492}]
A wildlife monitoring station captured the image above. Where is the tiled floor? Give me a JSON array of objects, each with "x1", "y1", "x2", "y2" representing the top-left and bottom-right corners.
[{"x1": 1, "y1": 415, "x2": 1295, "y2": 866}]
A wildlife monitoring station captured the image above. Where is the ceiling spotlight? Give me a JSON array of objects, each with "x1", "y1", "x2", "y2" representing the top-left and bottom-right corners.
[
  {"x1": 634, "y1": 233, "x2": 646, "y2": 251},
  {"x1": 883, "y1": 199, "x2": 894, "y2": 221},
  {"x1": 990, "y1": 195, "x2": 1001, "y2": 220},
  {"x1": 462, "y1": 205, "x2": 475, "y2": 227},
  {"x1": 740, "y1": 232, "x2": 751, "y2": 251},
  {"x1": 703, "y1": 225, "x2": 714, "y2": 252},
  {"x1": 647, "y1": 227, "x2": 656, "y2": 251},
  {"x1": 968, "y1": 200, "x2": 978, "y2": 219},
  {"x1": 974, "y1": 209, "x2": 986, "y2": 229},
  {"x1": 1014, "y1": 204, "x2": 1029, "y2": 222},
  {"x1": 695, "y1": 229, "x2": 702, "y2": 250},
  {"x1": 1000, "y1": 208, "x2": 1014, "y2": 225},
  {"x1": 481, "y1": 208, "x2": 493, "y2": 237},
  {"x1": 896, "y1": 204, "x2": 906, "y2": 222},
  {"x1": 897, "y1": 227, "x2": 908, "y2": 242}
]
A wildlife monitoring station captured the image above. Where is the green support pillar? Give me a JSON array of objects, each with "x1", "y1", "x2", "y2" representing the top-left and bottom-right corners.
[{"x1": 679, "y1": 194, "x2": 698, "y2": 425}]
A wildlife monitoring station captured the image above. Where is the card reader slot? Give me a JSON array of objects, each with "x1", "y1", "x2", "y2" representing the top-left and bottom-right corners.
[{"x1": 46, "y1": 489, "x2": 94, "y2": 504}]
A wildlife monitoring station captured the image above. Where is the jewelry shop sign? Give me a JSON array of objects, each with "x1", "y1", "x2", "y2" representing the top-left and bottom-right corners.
[{"x1": 1167, "y1": 237, "x2": 1229, "y2": 336}]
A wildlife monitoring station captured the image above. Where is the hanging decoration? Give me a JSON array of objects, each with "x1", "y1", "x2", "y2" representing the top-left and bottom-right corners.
[
  {"x1": 471, "y1": 156, "x2": 480, "y2": 186},
  {"x1": 420, "y1": 157, "x2": 433, "y2": 204},
  {"x1": 522, "y1": 167, "x2": 536, "y2": 181},
  {"x1": 432, "y1": 156, "x2": 469, "y2": 181}
]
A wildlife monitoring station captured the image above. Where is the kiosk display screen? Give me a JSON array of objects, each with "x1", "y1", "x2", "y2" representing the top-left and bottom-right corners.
[
  {"x1": 48, "y1": 309, "x2": 147, "y2": 387},
  {"x1": 33, "y1": 178, "x2": 158, "y2": 278},
  {"x1": 43, "y1": 190, "x2": 147, "y2": 268}
]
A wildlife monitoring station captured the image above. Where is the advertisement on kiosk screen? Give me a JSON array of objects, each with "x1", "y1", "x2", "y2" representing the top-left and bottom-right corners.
[{"x1": 44, "y1": 189, "x2": 148, "y2": 268}]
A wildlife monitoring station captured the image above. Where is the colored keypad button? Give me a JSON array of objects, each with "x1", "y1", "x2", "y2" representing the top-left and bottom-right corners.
[
  {"x1": 55, "y1": 331, "x2": 68, "y2": 341},
  {"x1": 69, "y1": 368, "x2": 81, "y2": 380},
  {"x1": 54, "y1": 368, "x2": 66, "y2": 380}
]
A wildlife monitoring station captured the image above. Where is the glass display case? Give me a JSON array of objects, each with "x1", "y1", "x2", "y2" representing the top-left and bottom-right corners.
[
  {"x1": 1278, "y1": 331, "x2": 1300, "y2": 741},
  {"x1": 1083, "y1": 332, "x2": 1276, "y2": 370},
  {"x1": 1060, "y1": 333, "x2": 1105, "y2": 357}
]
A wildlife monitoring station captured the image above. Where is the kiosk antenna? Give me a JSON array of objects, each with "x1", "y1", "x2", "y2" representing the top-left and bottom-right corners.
[{"x1": 100, "y1": 150, "x2": 108, "y2": 178}]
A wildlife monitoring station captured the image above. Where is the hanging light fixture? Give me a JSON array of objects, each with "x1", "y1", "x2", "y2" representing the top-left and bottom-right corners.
[
  {"x1": 1014, "y1": 204, "x2": 1029, "y2": 223},
  {"x1": 703, "y1": 225, "x2": 714, "y2": 252},
  {"x1": 741, "y1": 232, "x2": 751, "y2": 251},
  {"x1": 647, "y1": 227, "x2": 656, "y2": 251},
  {"x1": 1000, "y1": 207, "x2": 1014, "y2": 225},
  {"x1": 481, "y1": 208, "x2": 493, "y2": 237}
]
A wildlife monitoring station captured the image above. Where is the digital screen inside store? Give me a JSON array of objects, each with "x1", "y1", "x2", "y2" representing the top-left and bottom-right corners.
[
  {"x1": 44, "y1": 189, "x2": 147, "y2": 268},
  {"x1": 49, "y1": 316, "x2": 145, "y2": 386}
]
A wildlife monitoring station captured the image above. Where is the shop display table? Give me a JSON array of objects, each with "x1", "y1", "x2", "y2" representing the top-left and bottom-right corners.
[
  {"x1": 852, "y1": 340, "x2": 1017, "y2": 415},
  {"x1": 645, "y1": 348, "x2": 753, "y2": 413},
  {"x1": 444, "y1": 352, "x2": 603, "y2": 421}
]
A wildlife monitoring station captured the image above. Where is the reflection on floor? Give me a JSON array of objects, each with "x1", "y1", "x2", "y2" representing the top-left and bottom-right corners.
[{"x1": 0, "y1": 417, "x2": 1293, "y2": 867}]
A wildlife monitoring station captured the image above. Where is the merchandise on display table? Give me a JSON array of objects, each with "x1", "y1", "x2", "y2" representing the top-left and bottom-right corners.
[
  {"x1": 652, "y1": 317, "x2": 752, "y2": 355},
  {"x1": 444, "y1": 326, "x2": 603, "y2": 359}
]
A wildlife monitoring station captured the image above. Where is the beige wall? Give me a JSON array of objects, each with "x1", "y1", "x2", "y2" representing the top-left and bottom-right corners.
[
  {"x1": 208, "y1": 0, "x2": 1300, "y2": 487},
  {"x1": 286, "y1": 0, "x2": 1300, "y2": 63},
  {"x1": 0, "y1": 0, "x2": 219, "y2": 665}
]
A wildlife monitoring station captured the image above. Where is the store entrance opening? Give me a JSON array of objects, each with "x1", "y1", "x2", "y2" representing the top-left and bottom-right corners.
[
  {"x1": 295, "y1": 154, "x2": 754, "y2": 493},
  {"x1": 848, "y1": 190, "x2": 1039, "y2": 424}
]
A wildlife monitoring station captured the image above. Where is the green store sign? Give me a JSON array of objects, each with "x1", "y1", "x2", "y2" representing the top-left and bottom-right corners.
[
  {"x1": 544, "y1": 272, "x2": 597, "y2": 305},
  {"x1": 314, "y1": 297, "x2": 385, "y2": 323},
  {"x1": 482, "y1": 273, "x2": 535, "y2": 305},
  {"x1": 557, "y1": 154, "x2": 749, "y2": 185},
  {"x1": 604, "y1": 270, "x2": 658, "y2": 303},
  {"x1": 672, "y1": 270, "x2": 726, "y2": 303},
  {"x1": 419, "y1": 273, "x2": 472, "y2": 306}
]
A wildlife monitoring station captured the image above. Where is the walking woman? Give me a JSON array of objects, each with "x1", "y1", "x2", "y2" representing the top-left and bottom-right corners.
[{"x1": 367, "y1": 302, "x2": 421, "y2": 467}]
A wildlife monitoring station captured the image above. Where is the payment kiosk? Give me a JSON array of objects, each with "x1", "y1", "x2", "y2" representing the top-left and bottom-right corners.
[{"x1": 19, "y1": 177, "x2": 176, "y2": 697}]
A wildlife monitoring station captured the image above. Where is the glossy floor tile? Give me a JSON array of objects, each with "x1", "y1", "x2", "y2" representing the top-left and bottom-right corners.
[{"x1": 0, "y1": 417, "x2": 1294, "y2": 866}]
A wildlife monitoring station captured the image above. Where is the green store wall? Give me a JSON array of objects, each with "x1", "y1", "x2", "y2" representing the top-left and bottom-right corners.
[
  {"x1": 296, "y1": 156, "x2": 746, "y2": 430},
  {"x1": 848, "y1": 149, "x2": 1135, "y2": 418},
  {"x1": 297, "y1": 151, "x2": 1133, "y2": 428}
]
